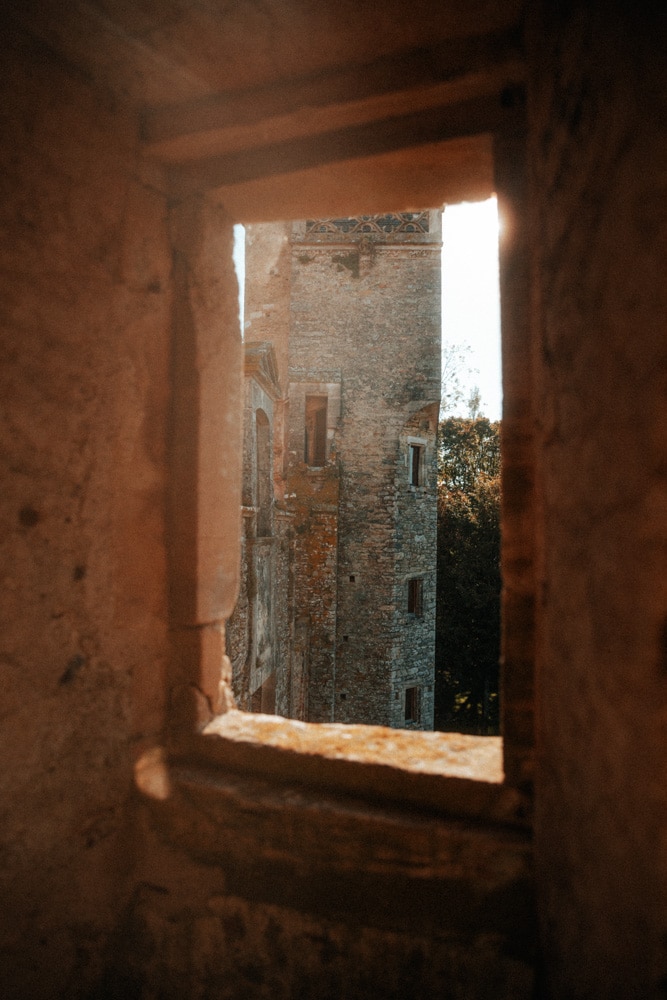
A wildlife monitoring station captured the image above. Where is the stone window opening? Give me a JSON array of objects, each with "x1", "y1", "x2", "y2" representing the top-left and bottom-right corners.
[
  {"x1": 408, "y1": 440, "x2": 426, "y2": 487},
  {"x1": 304, "y1": 394, "x2": 327, "y2": 466},
  {"x1": 225, "y1": 201, "x2": 507, "y2": 744},
  {"x1": 404, "y1": 686, "x2": 422, "y2": 724},
  {"x1": 174, "y1": 128, "x2": 532, "y2": 794},
  {"x1": 407, "y1": 577, "x2": 424, "y2": 618}
]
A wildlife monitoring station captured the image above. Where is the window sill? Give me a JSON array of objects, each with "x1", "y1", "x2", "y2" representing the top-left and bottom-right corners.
[
  {"x1": 138, "y1": 713, "x2": 533, "y2": 947},
  {"x1": 162, "y1": 711, "x2": 528, "y2": 830}
]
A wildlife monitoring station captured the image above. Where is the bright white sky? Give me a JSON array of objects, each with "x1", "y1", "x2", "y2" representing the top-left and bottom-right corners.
[
  {"x1": 441, "y1": 197, "x2": 502, "y2": 421},
  {"x1": 235, "y1": 201, "x2": 502, "y2": 421},
  {"x1": 233, "y1": 224, "x2": 246, "y2": 332}
]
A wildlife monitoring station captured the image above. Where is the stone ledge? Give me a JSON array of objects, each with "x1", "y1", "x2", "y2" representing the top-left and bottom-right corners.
[
  {"x1": 138, "y1": 719, "x2": 534, "y2": 948},
  {"x1": 206, "y1": 711, "x2": 503, "y2": 778},
  {"x1": 163, "y1": 711, "x2": 530, "y2": 829}
]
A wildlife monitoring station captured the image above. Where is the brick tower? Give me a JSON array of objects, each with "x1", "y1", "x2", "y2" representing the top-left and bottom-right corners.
[{"x1": 237, "y1": 211, "x2": 441, "y2": 729}]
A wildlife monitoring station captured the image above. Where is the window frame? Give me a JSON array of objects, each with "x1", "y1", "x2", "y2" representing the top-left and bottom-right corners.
[
  {"x1": 407, "y1": 437, "x2": 427, "y2": 487},
  {"x1": 410, "y1": 444, "x2": 421, "y2": 485},
  {"x1": 164, "y1": 127, "x2": 535, "y2": 797}
]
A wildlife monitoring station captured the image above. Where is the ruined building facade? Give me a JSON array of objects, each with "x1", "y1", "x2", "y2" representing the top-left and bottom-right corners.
[{"x1": 229, "y1": 213, "x2": 441, "y2": 729}]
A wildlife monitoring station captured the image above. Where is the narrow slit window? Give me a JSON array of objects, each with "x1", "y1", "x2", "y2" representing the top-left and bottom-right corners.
[
  {"x1": 305, "y1": 395, "x2": 327, "y2": 466},
  {"x1": 409, "y1": 443, "x2": 423, "y2": 486},
  {"x1": 405, "y1": 686, "x2": 421, "y2": 724},
  {"x1": 407, "y1": 577, "x2": 424, "y2": 617}
]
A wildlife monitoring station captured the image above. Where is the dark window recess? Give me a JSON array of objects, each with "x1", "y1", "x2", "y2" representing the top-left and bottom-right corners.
[
  {"x1": 349, "y1": 575, "x2": 356, "y2": 583},
  {"x1": 251, "y1": 674, "x2": 276, "y2": 714},
  {"x1": 409, "y1": 444, "x2": 423, "y2": 486},
  {"x1": 405, "y1": 686, "x2": 421, "y2": 724},
  {"x1": 305, "y1": 395, "x2": 327, "y2": 466},
  {"x1": 407, "y1": 577, "x2": 424, "y2": 617}
]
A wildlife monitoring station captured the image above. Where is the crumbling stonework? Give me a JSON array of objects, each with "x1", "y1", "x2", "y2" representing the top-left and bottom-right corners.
[
  {"x1": 234, "y1": 213, "x2": 441, "y2": 728},
  {"x1": 227, "y1": 342, "x2": 296, "y2": 716}
]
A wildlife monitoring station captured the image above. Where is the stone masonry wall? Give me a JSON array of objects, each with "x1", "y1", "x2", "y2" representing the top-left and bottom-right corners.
[
  {"x1": 289, "y1": 214, "x2": 441, "y2": 727},
  {"x1": 228, "y1": 346, "x2": 298, "y2": 717},
  {"x1": 391, "y1": 405, "x2": 439, "y2": 728},
  {"x1": 286, "y1": 458, "x2": 340, "y2": 723},
  {"x1": 273, "y1": 510, "x2": 296, "y2": 716}
]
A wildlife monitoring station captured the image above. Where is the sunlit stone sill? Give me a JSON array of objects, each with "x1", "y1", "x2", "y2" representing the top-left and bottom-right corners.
[
  {"x1": 165, "y1": 711, "x2": 531, "y2": 830},
  {"x1": 205, "y1": 711, "x2": 503, "y2": 782}
]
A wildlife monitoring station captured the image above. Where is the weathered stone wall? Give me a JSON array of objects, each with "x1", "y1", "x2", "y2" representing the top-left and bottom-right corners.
[
  {"x1": 228, "y1": 347, "x2": 284, "y2": 712},
  {"x1": 529, "y1": 4, "x2": 667, "y2": 997},
  {"x1": 243, "y1": 224, "x2": 293, "y2": 504},
  {"x1": 286, "y1": 460, "x2": 340, "y2": 722},
  {"x1": 227, "y1": 509, "x2": 253, "y2": 706},
  {"x1": 0, "y1": 26, "x2": 171, "y2": 998},
  {"x1": 115, "y1": 718, "x2": 535, "y2": 1000},
  {"x1": 110, "y1": 848, "x2": 534, "y2": 1000},
  {"x1": 288, "y1": 215, "x2": 441, "y2": 727},
  {"x1": 273, "y1": 511, "x2": 296, "y2": 716},
  {"x1": 391, "y1": 405, "x2": 439, "y2": 728}
]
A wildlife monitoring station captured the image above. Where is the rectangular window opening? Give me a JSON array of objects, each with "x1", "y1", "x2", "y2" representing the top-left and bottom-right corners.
[
  {"x1": 409, "y1": 443, "x2": 423, "y2": 486},
  {"x1": 215, "y1": 184, "x2": 509, "y2": 791},
  {"x1": 407, "y1": 577, "x2": 424, "y2": 618},
  {"x1": 305, "y1": 395, "x2": 327, "y2": 466},
  {"x1": 404, "y1": 686, "x2": 421, "y2": 724}
]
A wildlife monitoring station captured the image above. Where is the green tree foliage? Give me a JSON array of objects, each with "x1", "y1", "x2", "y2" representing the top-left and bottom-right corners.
[{"x1": 435, "y1": 417, "x2": 501, "y2": 734}]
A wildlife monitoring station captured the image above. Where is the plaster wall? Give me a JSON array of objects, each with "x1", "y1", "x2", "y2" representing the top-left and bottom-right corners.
[
  {"x1": 530, "y1": 5, "x2": 667, "y2": 997},
  {"x1": 0, "y1": 28, "x2": 172, "y2": 998}
]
